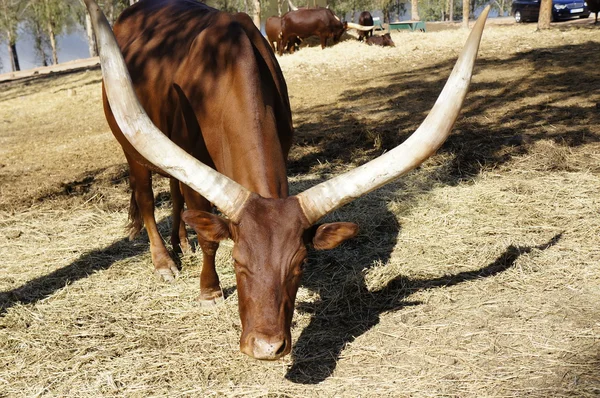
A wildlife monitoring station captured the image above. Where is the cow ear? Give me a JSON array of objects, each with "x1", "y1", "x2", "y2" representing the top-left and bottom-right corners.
[
  {"x1": 182, "y1": 210, "x2": 231, "y2": 242},
  {"x1": 311, "y1": 222, "x2": 359, "y2": 250}
]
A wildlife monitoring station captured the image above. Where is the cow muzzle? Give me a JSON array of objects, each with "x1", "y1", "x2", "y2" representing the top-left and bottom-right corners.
[{"x1": 241, "y1": 331, "x2": 290, "y2": 360}]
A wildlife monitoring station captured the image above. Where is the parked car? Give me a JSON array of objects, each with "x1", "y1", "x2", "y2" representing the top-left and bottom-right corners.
[{"x1": 512, "y1": 0, "x2": 591, "y2": 22}]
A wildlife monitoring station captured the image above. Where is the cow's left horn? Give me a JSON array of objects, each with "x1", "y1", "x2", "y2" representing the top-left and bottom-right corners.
[
  {"x1": 297, "y1": 6, "x2": 491, "y2": 225},
  {"x1": 347, "y1": 22, "x2": 375, "y2": 31},
  {"x1": 83, "y1": 0, "x2": 251, "y2": 222}
]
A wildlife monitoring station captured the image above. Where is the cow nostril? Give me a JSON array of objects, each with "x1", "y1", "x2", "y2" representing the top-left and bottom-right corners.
[{"x1": 275, "y1": 339, "x2": 286, "y2": 356}]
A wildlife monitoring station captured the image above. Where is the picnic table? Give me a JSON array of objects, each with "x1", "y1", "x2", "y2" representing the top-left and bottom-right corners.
[{"x1": 388, "y1": 20, "x2": 427, "y2": 32}]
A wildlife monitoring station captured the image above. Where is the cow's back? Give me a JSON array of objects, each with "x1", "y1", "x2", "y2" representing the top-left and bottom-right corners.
[
  {"x1": 281, "y1": 8, "x2": 335, "y2": 38},
  {"x1": 103, "y1": 0, "x2": 294, "y2": 193}
]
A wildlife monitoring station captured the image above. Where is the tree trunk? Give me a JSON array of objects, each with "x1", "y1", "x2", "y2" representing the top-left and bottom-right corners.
[
  {"x1": 6, "y1": 30, "x2": 19, "y2": 71},
  {"x1": 33, "y1": 23, "x2": 48, "y2": 66},
  {"x1": 44, "y1": 0, "x2": 58, "y2": 64},
  {"x1": 277, "y1": 0, "x2": 281, "y2": 16},
  {"x1": 85, "y1": 11, "x2": 98, "y2": 57},
  {"x1": 47, "y1": 20, "x2": 58, "y2": 64},
  {"x1": 537, "y1": 0, "x2": 552, "y2": 29},
  {"x1": 108, "y1": 0, "x2": 115, "y2": 25},
  {"x1": 411, "y1": 0, "x2": 420, "y2": 20},
  {"x1": 449, "y1": 0, "x2": 454, "y2": 21},
  {"x1": 252, "y1": 0, "x2": 260, "y2": 29},
  {"x1": 462, "y1": 0, "x2": 469, "y2": 28}
]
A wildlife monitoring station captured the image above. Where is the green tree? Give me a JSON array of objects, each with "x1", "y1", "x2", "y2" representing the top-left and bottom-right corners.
[
  {"x1": 0, "y1": 0, "x2": 28, "y2": 71},
  {"x1": 25, "y1": 0, "x2": 50, "y2": 66},
  {"x1": 31, "y1": 0, "x2": 79, "y2": 65}
]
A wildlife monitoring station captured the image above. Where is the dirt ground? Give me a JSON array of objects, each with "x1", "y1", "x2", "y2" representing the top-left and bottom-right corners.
[{"x1": 1, "y1": 16, "x2": 599, "y2": 397}]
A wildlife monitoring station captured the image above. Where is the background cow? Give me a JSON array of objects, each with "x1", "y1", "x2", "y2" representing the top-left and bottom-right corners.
[
  {"x1": 367, "y1": 33, "x2": 395, "y2": 47},
  {"x1": 279, "y1": 8, "x2": 347, "y2": 55},
  {"x1": 357, "y1": 11, "x2": 374, "y2": 41},
  {"x1": 265, "y1": 15, "x2": 300, "y2": 54}
]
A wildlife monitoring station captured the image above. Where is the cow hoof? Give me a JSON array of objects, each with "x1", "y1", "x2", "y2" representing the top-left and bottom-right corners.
[
  {"x1": 173, "y1": 239, "x2": 192, "y2": 255},
  {"x1": 197, "y1": 290, "x2": 224, "y2": 308},
  {"x1": 154, "y1": 266, "x2": 179, "y2": 283}
]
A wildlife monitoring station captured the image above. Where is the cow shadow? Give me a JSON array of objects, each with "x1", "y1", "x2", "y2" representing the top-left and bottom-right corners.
[
  {"x1": 0, "y1": 217, "x2": 172, "y2": 316},
  {"x1": 286, "y1": 230, "x2": 562, "y2": 384},
  {"x1": 281, "y1": 40, "x2": 596, "y2": 383}
]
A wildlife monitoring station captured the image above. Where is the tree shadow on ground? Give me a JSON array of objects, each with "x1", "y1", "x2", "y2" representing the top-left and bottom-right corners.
[{"x1": 288, "y1": 41, "x2": 600, "y2": 181}]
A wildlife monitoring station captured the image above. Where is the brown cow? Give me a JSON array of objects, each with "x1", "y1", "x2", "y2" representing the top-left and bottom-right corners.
[
  {"x1": 357, "y1": 11, "x2": 374, "y2": 41},
  {"x1": 85, "y1": 0, "x2": 490, "y2": 360},
  {"x1": 279, "y1": 8, "x2": 347, "y2": 55},
  {"x1": 265, "y1": 15, "x2": 300, "y2": 54},
  {"x1": 367, "y1": 33, "x2": 395, "y2": 47}
]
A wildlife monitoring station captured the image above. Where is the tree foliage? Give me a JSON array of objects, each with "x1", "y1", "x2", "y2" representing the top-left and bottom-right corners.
[{"x1": 0, "y1": 0, "x2": 28, "y2": 71}]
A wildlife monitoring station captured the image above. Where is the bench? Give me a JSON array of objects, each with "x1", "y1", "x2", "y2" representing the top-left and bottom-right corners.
[
  {"x1": 388, "y1": 20, "x2": 427, "y2": 32},
  {"x1": 372, "y1": 16, "x2": 384, "y2": 31}
]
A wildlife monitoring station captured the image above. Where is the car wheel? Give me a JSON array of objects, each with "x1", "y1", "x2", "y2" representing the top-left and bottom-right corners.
[{"x1": 515, "y1": 10, "x2": 523, "y2": 23}]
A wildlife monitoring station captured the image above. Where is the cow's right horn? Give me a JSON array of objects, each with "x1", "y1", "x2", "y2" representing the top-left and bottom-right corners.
[
  {"x1": 83, "y1": 0, "x2": 252, "y2": 222},
  {"x1": 346, "y1": 22, "x2": 375, "y2": 31},
  {"x1": 296, "y1": 6, "x2": 491, "y2": 225}
]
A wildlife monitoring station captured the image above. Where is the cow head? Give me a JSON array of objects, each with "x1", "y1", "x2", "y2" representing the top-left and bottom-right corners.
[
  {"x1": 182, "y1": 194, "x2": 357, "y2": 359},
  {"x1": 84, "y1": 0, "x2": 490, "y2": 360}
]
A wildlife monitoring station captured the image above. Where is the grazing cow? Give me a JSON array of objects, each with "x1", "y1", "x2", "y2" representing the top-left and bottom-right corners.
[
  {"x1": 279, "y1": 8, "x2": 347, "y2": 55},
  {"x1": 357, "y1": 11, "x2": 374, "y2": 41},
  {"x1": 265, "y1": 15, "x2": 300, "y2": 54},
  {"x1": 85, "y1": 0, "x2": 490, "y2": 360},
  {"x1": 588, "y1": 0, "x2": 600, "y2": 23},
  {"x1": 367, "y1": 33, "x2": 395, "y2": 47}
]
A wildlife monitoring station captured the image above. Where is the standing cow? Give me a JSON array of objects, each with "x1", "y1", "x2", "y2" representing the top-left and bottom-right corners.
[
  {"x1": 357, "y1": 11, "x2": 374, "y2": 41},
  {"x1": 279, "y1": 8, "x2": 347, "y2": 55},
  {"x1": 86, "y1": 0, "x2": 491, "y2": 361},
  {"x1": 265, "y1": 15, "x2": 300, "y2": 54}
]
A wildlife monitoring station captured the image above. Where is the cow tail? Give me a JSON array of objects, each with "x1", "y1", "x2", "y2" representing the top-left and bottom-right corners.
[{"x1": 126, "y1": 190, "x2": 144, "y2": 240}]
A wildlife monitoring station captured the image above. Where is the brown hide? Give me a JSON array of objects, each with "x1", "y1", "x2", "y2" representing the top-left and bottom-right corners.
[
  {"x1": 265, "y1": 15, "x2": 301, "y2": 54},
  {"x1": 279, "y1": 8, "x2": 347, "y2": 55},
  {"x1": 367, "y1": 33, "x2": 395, "y2": 47},
  {"x1": 357, "y1": 11, "x2": 374, "y2": 41}
]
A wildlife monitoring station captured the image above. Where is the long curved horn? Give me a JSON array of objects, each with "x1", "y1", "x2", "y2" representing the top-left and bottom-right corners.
[
  {"x1": 297, "y1": 6, "x2": 491, "y2": 225},
  {"x1": 83, "y1": 0, "x2": 251, "y2": 222},
  {"x1": 287, "y1": 0, "x2": 298, "y2": 11},
  {"x1": 347, "y1": 22, "x2": 375, "y2": 31}
]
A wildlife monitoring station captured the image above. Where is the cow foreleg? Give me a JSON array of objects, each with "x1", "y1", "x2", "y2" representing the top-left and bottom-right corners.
[
  {"x1": 182, "y1": 187, "x2": 224, "y2": 307},
  {"x1": 170, "y1": 178, "x2": 191, "y2": 255},
  {"x1": 320, "y1": 35, "x2": 328, "y2": 49},
  {"x1": 128, "y1": 157, "x2": 180, "y2": 282}
]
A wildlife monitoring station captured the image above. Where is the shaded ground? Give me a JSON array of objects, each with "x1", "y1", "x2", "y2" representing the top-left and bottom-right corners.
[{"x1": 0, "y1": 20, "x2": 599, "y2": 397}]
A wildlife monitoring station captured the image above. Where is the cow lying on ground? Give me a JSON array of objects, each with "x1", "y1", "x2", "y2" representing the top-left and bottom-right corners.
[
  {"x1": 367, "y1": 33, "x2": 395, "y2": 47},
  {"x1": 84, "y1": 0, "x2": 490, "y2": 360}
]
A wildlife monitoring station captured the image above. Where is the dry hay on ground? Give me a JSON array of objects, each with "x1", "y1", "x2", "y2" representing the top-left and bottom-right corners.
[{"x1": 1, "y1": 21, "x2": 599, "y2": 397}]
